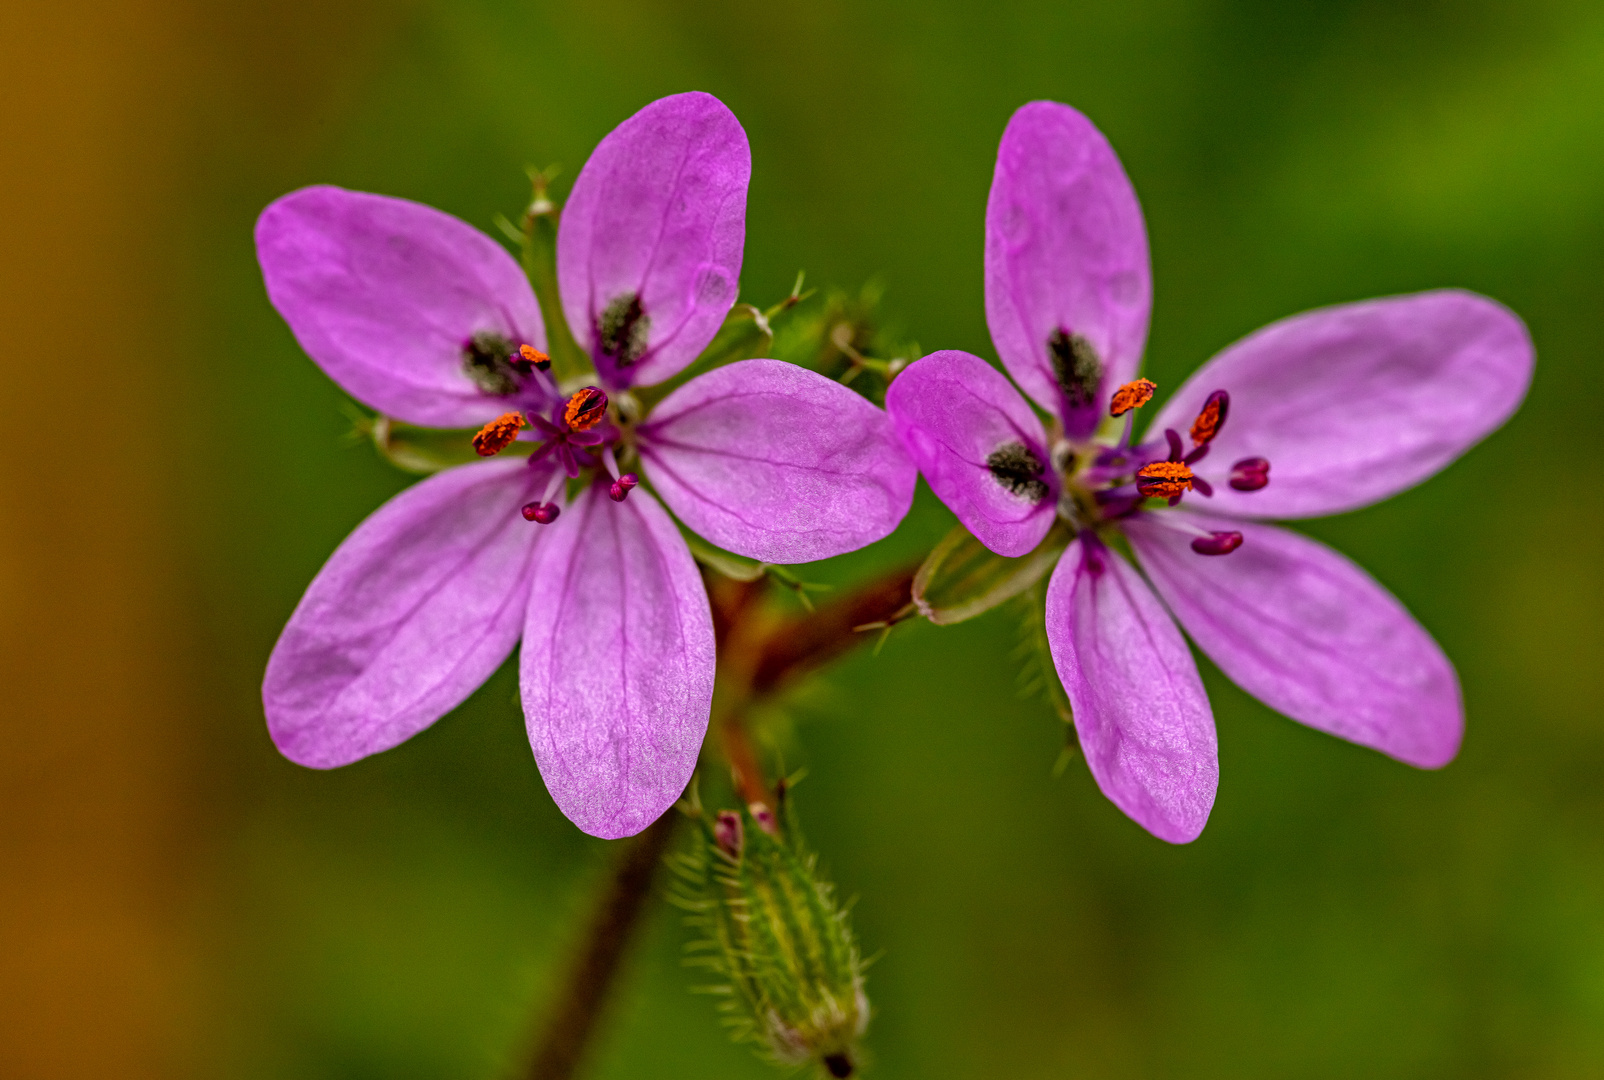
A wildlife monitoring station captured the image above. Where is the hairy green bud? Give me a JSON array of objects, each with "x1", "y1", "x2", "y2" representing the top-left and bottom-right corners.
[{"x1": 671, "y1": 786, "x2": 869, "y2": 1077}]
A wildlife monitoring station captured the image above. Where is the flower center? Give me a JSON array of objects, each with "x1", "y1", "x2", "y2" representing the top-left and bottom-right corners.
[
  {"x1": 469, "y1": 386, "x2": 642, "y2": 524},
  {"x1": 1007, "y1": 379, "x2": 1274, "y2": 557}
]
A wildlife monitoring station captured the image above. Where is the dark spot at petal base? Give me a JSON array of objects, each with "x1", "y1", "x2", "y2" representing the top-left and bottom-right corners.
[
  {"x1": 597, "y1": 292, "x2": 650, "y2": 367},
  {"x1": 1047, "y1": 328, "x2": 1102, "y2": 409},
  {"x1": 987, "y1": 441, "x2": 1050, "y2": 503},
  {"x1": 462, "y1": 331, "x2": 524, "y2": 396},
  {"x1": 823, "y1": 1053, "x2": 854, "y2": 1078}
]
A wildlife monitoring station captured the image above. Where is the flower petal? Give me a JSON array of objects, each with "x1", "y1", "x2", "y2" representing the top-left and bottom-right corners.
[
  {"x1": 639, "y1": 359, "x2": 916, "y2": 564},
  {"x1": 985, "y1": 101, "x2": 1152, "y2": 434},
  {"x1": 884, "y1": 350, "x2": 1056, "y2": 558},
  {"x1": 558, "y1": 92, "x2": 750, "y2": 390},
  {"x1": 257, "y1": 185, "x2": 547, "y2": 428},
  {"x1": 1145, "y1": 290, "x2": 1534, "y2": 519},
  {"x1": 520, "y1": 484, "x2": 715, "y2": 838},
  {"x1": 1125, "y1": 512, "x2": 1462, "y2": 768},
  {"x1": 263, "y1": 458, "x2": 543, "y2": 767},
  {"x1": 1045, "y1": 538, "x2": 1217, "y2": 843}
]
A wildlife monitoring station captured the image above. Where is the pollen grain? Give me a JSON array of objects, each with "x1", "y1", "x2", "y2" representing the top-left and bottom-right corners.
[
  {"x1": 1136, "y1": 460, "x2": 1194, "y2": 498},
  {"x1": 564, "y1": 387, "x2": 609, "y2": 431},
  {"x1": 1110, "y1": 379, "x2": 1157, "y2": 416},
  {"x1": 472, "y1": 411, "x2": 526, "y2": 456},
  {"x1": 1189, "y1": 391, "x2": 1229, "y2": 445}
]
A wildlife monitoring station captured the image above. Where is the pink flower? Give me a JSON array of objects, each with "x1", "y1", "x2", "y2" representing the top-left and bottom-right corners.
[
  {"x1": 886, "y1": 101, "x2": 1534, "y2": 842},
  {"x1": 257, "y1": 93, "x2": 915, "y2": 838}
]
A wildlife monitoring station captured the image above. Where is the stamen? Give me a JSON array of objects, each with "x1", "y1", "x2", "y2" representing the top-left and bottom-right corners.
[
  {"x1": 608, "y1": 473, "x2": 640, "y2": 503},
  {"x1": 522, "y1": 465, "x2": 567, "y2": 523},
  {"x1": 563, "y1": 387, "x2": 608, "y2": 431},
  {"x1": 471, "y1": 411, "x2": 526, "y2": 456},
  {"x1": 1109, "y1": 378, "x2": 1156, "y2": 417},
  {"x1": 1189, "y1": 390, "x2": 1230, "y2": 446},
  {"x1": 1136, "y1": 460, "x2": 1194, "y2": 498},
  {"x1": 1229, "y1": 457, "x2": 1270, "y2": 491},
  {"x1": 1164, "y1": 428, "x2": 1185, "y2": 461},
  {"x1": 510, "y1": 343, "x2": 552, "y2": 373},
  {"x1": 1190, "y1": 531, "x2": 1243, "y2": 556}
]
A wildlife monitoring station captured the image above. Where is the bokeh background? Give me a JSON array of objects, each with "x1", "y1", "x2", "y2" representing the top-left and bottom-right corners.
[{"x1": 4, "y1": 0, "x2": 1603, "y2": 1077}]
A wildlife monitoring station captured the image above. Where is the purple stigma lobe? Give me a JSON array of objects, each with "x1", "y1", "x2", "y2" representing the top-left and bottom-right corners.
[{"x1": 1229, "y1": 457, "x2": 1271, "y2": 491}]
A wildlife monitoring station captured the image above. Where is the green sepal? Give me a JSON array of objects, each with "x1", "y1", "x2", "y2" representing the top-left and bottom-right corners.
[
  {"x1": 508, "y1": 166, "x2": 590, "y2": 383},
  {"x1": 670, "y1": 782, "x2": 869, "y2": 1076},
  {"x1": 684, "y1": 533, "x2": 833, "y2": 611},
  {"x1": 637, "y1": 273, "x2": 813, "y2": 411},
  {"x1": 912, "y1": 520, "x2": 1072, "y2": 626},
  {"x1": 347, "y1": 409, "x2": 484, "y2": 475}
]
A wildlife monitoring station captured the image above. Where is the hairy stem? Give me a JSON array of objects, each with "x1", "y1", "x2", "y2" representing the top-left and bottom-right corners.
[
  {"x1": 523, "y1": 810, "x2": 681, "y2": 1080},
  {"x1": 520, "y1": 560, "x2": 918, "y2": 1078}
]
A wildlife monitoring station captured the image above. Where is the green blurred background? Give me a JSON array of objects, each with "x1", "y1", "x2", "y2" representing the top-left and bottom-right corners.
[{"x1": 4, "y1": 0, "x2": 1603, "y2": 1077}]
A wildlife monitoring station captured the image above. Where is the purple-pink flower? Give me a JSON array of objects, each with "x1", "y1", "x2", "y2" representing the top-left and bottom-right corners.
[
  {"x1": 256, "y1": 93, "x2": 916, "y2": 838},
  {"x1": 886, "y1": 101, "x2": 1534, "y2": 843}
]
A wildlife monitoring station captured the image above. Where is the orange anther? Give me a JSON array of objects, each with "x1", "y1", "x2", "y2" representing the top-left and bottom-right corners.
[
  {"x1": 472, "y1": 411, "x2": 526, "y2": 456},
  {"x1": 1189, "y1": 390, "x2": 1230, "y2": 446},
  {"x1": 564, "y1": 387, "x2": 608, "y2": 432},
  {"x1": 1110, "y1": 378, "x2": 1157, "y2": 417},
  {"x1": 1136, "y1": 460, "x2": 1194, "y2": 498},
  {"x1": 517, "y1": 344, "x2": 551, "y2": 371}
]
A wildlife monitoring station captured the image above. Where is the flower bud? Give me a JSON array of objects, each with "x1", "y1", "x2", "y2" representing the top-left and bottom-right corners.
[{"x1": 672, "y1": 793, "x2": 869, "y2": 1076}]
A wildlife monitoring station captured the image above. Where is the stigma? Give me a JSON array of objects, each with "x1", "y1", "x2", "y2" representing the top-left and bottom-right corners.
[{"x1": 472, "y1": 412, "x2": 526, "y2": 456}]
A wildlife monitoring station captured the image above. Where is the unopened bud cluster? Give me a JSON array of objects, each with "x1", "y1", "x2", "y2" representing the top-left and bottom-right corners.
[{"x1": 671, "y1": 789, "x2": 869, "y2": 1078}]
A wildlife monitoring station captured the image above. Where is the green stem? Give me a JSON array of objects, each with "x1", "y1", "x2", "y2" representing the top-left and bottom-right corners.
[{"x1": 520, "y1": 170, "x2": 590, "y2": 383}]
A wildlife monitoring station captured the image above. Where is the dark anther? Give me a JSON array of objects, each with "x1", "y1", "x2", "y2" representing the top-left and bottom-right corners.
[
  {"x1": 823, "y1": 1053, "x2": 855, "y2": 1077},
  {"x1": 597, "y1": 292, "x2": 650, "y2": 367},
  {"x1": 1229, "y1": 457, "x2": 1270, "y2": 492},
  {"x1": 1047, "y1": 328, "x2": 1103, "y2": 409},
  {"x1": 1164, "y1": 428, "x2": 1185, "y2": 461},
  {"x1": 1191, "y1": 530, "x2": 1243, "y2": 555},
  {"x1": 522, "y1": 501, "x2": 560, "y2": 524},
  {"x1": 462, "y1": 331, "x2": 524, "y2": 396},
  {"x1": 1190, "y1": 390, "x2": 1230, "y2": 446},
  {"x1": 986, "y1": 441, "x2": 1050, "y2": 503}
]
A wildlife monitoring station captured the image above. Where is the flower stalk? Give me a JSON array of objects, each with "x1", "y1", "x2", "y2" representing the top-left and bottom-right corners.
[{"x1": 519, "y1": 560, "x2": 917, "y2": 1079}]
